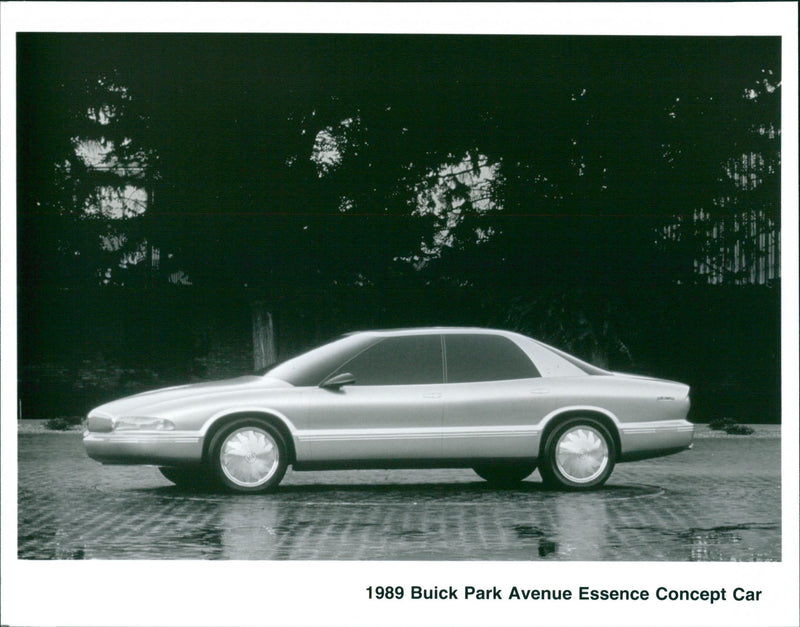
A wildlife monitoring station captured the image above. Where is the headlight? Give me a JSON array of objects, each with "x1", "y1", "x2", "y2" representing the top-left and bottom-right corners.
[
  {"x1": 86, "y1": 415, "x2": 113, "y2": 433},
  {"x1": 113, "y1": 417, "x2": 176, "y2": 431}
]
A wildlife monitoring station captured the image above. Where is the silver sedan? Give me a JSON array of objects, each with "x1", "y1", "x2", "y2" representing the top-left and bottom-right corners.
[{"x1": 84, "y1": 327, "x2": 694, "y2": 492}]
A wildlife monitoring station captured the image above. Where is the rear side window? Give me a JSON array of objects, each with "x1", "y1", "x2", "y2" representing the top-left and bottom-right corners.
[
  {"x1": 445, "y1": 334, "x2": 540, "y2": 383},
  {"x1": 334, "y1": 335, "x2": 444, "y2": 385}
]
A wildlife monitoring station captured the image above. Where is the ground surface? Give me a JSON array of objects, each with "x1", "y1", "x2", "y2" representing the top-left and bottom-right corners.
[{"x1": 17, "y1": 426, "x2": 780, "y2": 560}]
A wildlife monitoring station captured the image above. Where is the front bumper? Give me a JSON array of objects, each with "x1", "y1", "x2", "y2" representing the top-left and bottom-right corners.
[{"x1": 83, "y1": 431, "x2": 204, "y2": 466}]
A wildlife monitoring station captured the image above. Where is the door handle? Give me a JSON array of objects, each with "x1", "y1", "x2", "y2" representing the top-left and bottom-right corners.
[
  {"x1": 531, "y1": 388, "x2": 550, "y2": 395},
  {"x1": 423, "y1": 392, "x2": 442, "y2": 399}
]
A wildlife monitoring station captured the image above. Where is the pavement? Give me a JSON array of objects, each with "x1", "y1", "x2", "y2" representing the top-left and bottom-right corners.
[{"x1": 15, "y1": 424, "x2": 781, "y2": 561}]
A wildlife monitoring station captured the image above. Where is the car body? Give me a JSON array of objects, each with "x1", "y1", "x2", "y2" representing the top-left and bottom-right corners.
[{"x1": 84, "y1": 327, "x2": 693, "y2": 492}]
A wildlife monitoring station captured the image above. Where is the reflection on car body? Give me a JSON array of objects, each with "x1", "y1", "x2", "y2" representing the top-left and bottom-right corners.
[{"x1": 84, "y1": 327, "x2": 694, "y2": 493}]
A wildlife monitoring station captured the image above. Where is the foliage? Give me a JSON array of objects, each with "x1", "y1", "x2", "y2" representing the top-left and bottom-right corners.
[
  {"x1": 18, "y1": 35, "x2": 781, "y2": 297},
  {"x1": 724, "y1": 424, "x2": 756, "y2": 436},
  {"x1": 709, "y1": 417, "x2": 755, "y2": 435},
  {"x1": 499, "y1": 289, "x2": 637, "y2": 370},
  {"x1": 19, "y1": 63, "x2": 158, "y2": 288},
  {"x1": 657, "y1": 70, "x2": 781, "y2": 285},
  {"x1": 44, "y1": 416, "x2": 84, "y2": 431}
]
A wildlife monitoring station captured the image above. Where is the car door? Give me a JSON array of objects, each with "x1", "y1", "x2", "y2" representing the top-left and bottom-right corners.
[
  {"x1": 441, "y1": 333, "x2": 555, "y2": 459},
  {"x1": 302, "y1": 334, "x2": 445, "y2": 461}
]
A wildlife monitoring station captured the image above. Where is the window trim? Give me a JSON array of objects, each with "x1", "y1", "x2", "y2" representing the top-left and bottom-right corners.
[
  {"x1": 318, "y1": 337, "x2": 383, "y2": 386},
  {"x1": 443, "y1": 333, "x2": 541, "y2": 384},
  {"x1": 329, "y1": 334, "x2": 446, "y2": 387}
]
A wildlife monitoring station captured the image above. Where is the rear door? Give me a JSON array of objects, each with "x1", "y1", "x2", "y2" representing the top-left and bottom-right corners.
[{"x1": 441, "y1": 333, "x2": 554, "y2": 459}]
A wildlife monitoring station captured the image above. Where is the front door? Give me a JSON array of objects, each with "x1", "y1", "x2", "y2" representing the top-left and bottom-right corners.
[{"x1": 302, "y1": 334, "x2": 445, "y2": 461}]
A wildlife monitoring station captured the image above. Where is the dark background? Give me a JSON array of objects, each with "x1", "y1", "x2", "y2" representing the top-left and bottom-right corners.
[{"x1": 16, "y1": 34, "x2": 781, "y2": 423}]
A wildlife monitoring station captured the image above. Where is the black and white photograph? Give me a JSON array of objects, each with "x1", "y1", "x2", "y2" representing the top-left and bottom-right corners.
[{"x1": 1, "y1": 3, "x2": 798, "y2": 627}]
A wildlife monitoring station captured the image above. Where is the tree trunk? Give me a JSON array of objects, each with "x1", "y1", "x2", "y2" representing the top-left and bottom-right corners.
[{"x1": 251, "y1": 301, "x2": 276, "y2": 371}]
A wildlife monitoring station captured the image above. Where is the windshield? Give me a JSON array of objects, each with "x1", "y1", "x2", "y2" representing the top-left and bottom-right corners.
[{"x1": 264, "y1": 334, "x2": 379, "y2": 386}]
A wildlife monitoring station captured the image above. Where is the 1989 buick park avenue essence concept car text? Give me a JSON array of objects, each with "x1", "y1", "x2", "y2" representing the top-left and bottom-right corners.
[{"x1": 84, "y1": 328, "x2": 694, "y2": 493}]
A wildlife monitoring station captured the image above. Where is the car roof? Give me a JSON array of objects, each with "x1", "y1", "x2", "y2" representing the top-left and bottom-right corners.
[
  {"x1": 340, "y1": 327, "x2": 607, "y2": 375},
  {"x1": 346, "y1": 327, "x2": 518, "y2": 337}
]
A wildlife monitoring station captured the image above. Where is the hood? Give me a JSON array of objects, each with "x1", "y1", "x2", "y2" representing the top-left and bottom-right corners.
[{"x1": 89, "y1": 375, "x2": 292, "y2": 418}]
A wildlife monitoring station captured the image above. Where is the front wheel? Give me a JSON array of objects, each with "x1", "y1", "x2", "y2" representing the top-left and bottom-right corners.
[
  {"x1": 539, "y1": 418, "x2": 616, "y2": 490},
  {"x1": 208, "y1": 418, "x2": 288, "y2": 494},
  {"x1": 473, "y1": 462, "x2": 536, "y2": 485}
]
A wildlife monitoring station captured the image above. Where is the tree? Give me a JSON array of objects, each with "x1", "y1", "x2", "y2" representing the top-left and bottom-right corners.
[
  {"x1": 18, "y1": 64, "x2": 159, "y2": 289},
  {"x1": 18, "y1": 34, "x2": 780, "y2": 299},
  {"x1": 658, "y1": 68, "x2": 781, "y2": 285}
]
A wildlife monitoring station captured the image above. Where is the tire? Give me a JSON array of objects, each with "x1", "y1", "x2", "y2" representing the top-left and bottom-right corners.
[
  {"x1": 159, "y1": 466, "x2": 212, "y2": 490},
  {"x1": 473, "y1": 462, "x2": 536, "y2": 485},
  {"x1": 539, "y1": 417, "x2": 616, "y2": 490},
  {"x1": 208, "y1": 418, "x2": 288, "y2": 494}
]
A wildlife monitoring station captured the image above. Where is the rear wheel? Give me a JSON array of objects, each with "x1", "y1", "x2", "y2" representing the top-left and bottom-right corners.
[
  {"x1": 208, "y1": 418, "x2": 288, "y2": 494},
  {"x1": 473, "y1": 462, "x2": 536, "y2": 485},
  {"x1": 539, "y1": 418, "x2": 616, "y2": 490}
]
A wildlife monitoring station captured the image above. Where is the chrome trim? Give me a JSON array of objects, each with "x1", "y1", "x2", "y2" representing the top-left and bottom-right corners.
[
  {"x1": 84, "y1": 432, "x2": 201, "y2": 444},
  {"x1": 619, "y1": 420, "x2": 695, "y2": 435},
  {"x1": 296, "y1": 425, "x2": 542, "y2": 442}
]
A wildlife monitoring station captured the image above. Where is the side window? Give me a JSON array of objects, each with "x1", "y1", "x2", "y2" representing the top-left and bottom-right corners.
[
  {"x1": 335, "y1": 335, "x2": 443, "y2": 385},
  {"x1": 445, "y1": 334, "x2": 540, "y2": 383}
]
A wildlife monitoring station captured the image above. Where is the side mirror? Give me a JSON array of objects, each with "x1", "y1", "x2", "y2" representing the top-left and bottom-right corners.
[{"x1": 320, "y1": 372, "x2": 356, "y2": 390}]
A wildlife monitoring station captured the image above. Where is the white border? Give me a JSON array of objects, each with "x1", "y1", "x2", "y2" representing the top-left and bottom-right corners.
[{"x1": 2, "y1": 3, "x2": 798, "y2": 627}]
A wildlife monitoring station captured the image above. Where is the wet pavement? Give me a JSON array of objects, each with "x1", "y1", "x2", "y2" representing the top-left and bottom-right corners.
[{"x1": 17, "y1": 431, "x2": 780, "y2": 560}]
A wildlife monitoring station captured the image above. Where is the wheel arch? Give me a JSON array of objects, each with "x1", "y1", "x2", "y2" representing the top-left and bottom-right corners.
[
  {"x1": 201, "y1": 411, "x2": 297, "y2": 465},
  {"x1": 538, "y1": 408, "x2": 622, "y2": 459}
]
